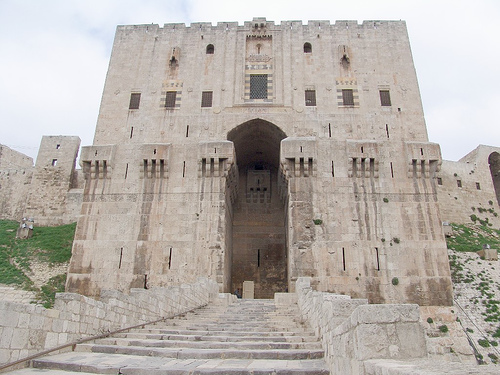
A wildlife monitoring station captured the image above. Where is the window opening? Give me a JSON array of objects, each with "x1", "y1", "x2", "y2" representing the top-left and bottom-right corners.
[
  {"x1": 331, "y1": 161, "x2": 335, "y2": 177},
  {"x1": 250, "y1": 74, "x2": 268, "y2": 99},
  {"x1": 130, "y1": 127, "x2": 134, "y2": 139},
  {"x1": 379, "y1": 90, "x2": 391, "y2": 106},
  {"x1": 144, "y1": 274, "x2": 148, "y2": 289},
  {"x1": 476, "y1": 182, "x2": 481, "y2": 190},
  {"x1": 143, "y1": 160, "x2": 147, "y2": 177},
  {"x1": 129, "y1": 93, "x2": 141, "y2": 109},
  {"x1": 186, "y1": 125, "x2": 189, "y2": 137},
  {"x1": 303, "y1": 42, "x2": 312, "y2": 53},
  {"x1": 305, "y1": 90, "x2": 316, "y2": 106},
  {"x1": 437, "y1": 177, "x2": 443, "y2": 185},
  {"x1": 420, "y1": 160, "x2": 425, "y2": 178},
  {"x1": 385, "y1": 124, "x2": 389, "y2": 138},
  {"x1": 256, "y1": 44, "x2": 261, "y2": 54},
  {"x1": 51, "y1": 159, "x2": 58, "y2": 167},
  {"x1": 182, "y1": 161, "x2": 186, "y2": 177},
  {"x1": 125, "y1": 163, "x2": 128, "y2": 179},
  {"x1": 342, "y1": 89, "x2": 354, "y2": 106},
  {"x1": 206, "y1": 44, "x2": 214, "y2": 54},
  {"x1": 201, "y1": 91, "x2": 213, "y2": 107},
  {"x1": 165, "y1": 91, "x2": 177, "y2": 108},
  {"x1": 457, "y1": 180, "x2": 462, "y2": 188},
  {"x1": 375, "y1": 247, "x2": 380, "y2": 271},
  {"x1": 102, "y1": 160, "x2": 108, "y2": 179},
  {"x1": 328, "y1": 123, "x2": 332, "y2": 138},
  {"x1": 168, "y1": 247, "x2": 172, "y2": 269},
  {"x1": 390, "y1": 162, "x2": 394, "y2": 178},
  {"x1": 341, "y1": 54, "x2": 350, "y2": 69},
  {"x1": 420, "y1": 148, "x2": 424, "y2": 156},
  {"x1": 56, "y1": 144, "x2": 60, "y2": 149},
  {"x1": 119, "y1": 247, "x2": 123, "y2": 269}
]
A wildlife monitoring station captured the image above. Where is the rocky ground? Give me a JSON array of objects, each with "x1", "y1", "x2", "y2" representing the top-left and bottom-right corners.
[{"x1": 449, "y1": 248, "x2": 500, "y2": 364}]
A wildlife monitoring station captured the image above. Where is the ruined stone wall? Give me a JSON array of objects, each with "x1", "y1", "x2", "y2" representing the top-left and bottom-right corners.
[
  {"x1": 23, "y1": 136, "x2": 81, "y2": 226},
  {"x1": 0, "y1": 145, "x2": 33, "y2": 221},
  {"x1": 437, "y1": 145, "x2": 500, "y2": 227},
  {"x1": 65, "y1": 19, "x2": 455, "y2": 304}
]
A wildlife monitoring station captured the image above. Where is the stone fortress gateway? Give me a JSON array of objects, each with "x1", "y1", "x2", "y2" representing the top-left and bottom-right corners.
[{"x1": 56, "y1": 17, "x2": 456, "y2": 304}]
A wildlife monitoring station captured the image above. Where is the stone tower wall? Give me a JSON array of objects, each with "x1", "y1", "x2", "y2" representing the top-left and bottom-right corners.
[{"x1": 65, "y1": 19, "x2": 453, "y2": 305}]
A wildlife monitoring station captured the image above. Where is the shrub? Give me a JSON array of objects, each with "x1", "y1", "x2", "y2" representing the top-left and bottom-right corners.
[
  {"x1": 383, "y1": 197, "x2": 389, "y2": 203},
  {"x1": 313, "y1": 219, "x2": 322, "y2": 225},
  {"x1": 392, "y1": 237, "x2": 400, "y2": 244},
  {"x1": 466, "y1": 328, "x2": 474, "y2": 333},
  {"x1": 392, "y1": 277, "x2": 399, "y2": 286},
  {"x1": 426, "y1": 317, "x2": 433, "y2": 324},
  {"x1": 438, "y1": 325, "x2": 448, "y2": 333},
  {"x1": 478, "y1": 339, "x2": 490, "y2": 348}
]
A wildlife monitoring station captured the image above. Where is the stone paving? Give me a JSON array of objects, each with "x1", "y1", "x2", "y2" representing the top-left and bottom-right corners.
[{"x1": 6, "y1": 299, "x2": 330, "y2": 374}]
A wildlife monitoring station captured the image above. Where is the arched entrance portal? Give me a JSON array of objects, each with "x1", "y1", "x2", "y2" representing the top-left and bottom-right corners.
[
  {"x1": 228, "y1": 119, "x2": 288, "y2": 298},
  {"x1": 489, "y1": 152, "x2": 500, "y2": 205}
]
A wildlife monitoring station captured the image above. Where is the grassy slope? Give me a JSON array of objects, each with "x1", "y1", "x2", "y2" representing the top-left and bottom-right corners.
[{"x1": 0, "y1": 220, "x2": 76, "y2": 307}]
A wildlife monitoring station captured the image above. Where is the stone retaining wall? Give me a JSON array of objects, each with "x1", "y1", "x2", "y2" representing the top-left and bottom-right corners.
[
  {"x1": 296, "y1": 277, "x2": 429, "y2": 375},
  {"x1": 0, "y1": 277, "x2": 219, "y2": 364}
]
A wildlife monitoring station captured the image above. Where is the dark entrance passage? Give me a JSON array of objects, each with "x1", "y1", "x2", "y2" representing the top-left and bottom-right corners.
[{"x1": 228, "y1": 119, "x2": 288, "y2": 298}]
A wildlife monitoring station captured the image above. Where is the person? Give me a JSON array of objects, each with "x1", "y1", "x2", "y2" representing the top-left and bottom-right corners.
[{"x1": 234, "y1": 288, "x2": 242, "y2": 298}]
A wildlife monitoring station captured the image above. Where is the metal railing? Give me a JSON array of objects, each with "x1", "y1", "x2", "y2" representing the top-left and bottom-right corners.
[{"x1": 0, "y1": 304, "x2": 203, "y2": 373}]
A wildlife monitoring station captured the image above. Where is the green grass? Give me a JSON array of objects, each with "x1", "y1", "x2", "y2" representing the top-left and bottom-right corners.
[
  {"x1": 446, "y1": 223, "x2": 500, "y2": 253},
  {"x1": 0, "y1": 220, "x2": 76, "y2": 307}
]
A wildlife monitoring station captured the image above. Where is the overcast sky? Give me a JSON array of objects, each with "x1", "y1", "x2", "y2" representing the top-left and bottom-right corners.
[{"x1": 1, "y1": 0, "x2": 499, "y2": 162}]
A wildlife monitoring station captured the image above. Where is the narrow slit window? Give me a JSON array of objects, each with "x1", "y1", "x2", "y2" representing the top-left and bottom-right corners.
[
  {"x1": 182, "y1": 161, "x2": 186, "y2": 177},
  {"x1": 437, "y1": 177, "x2": 443, "y2": 185},
  {"x1": 130, "y1": 126, "x2": 134, "y2": 139},
  {"x1": 476, "y1": 182, "x2": 481, "y2": 190},
  {"x1": 129, "y1": 93, "x2": 141, "y2": 109},
  {"x1": 328, "y1": 123, "x2": 332, "y2": 137},
  {"x1": 457, "y1": 180, "x2": 462, "y2": 188},
  {"x1": 385, "y1": 124, "x2": 390, "y2": 138},
  {"x1": 379, "y1": 90, "x2": 391, "y2": 106},
  {"x1": 390, "y1": 162, "x2": 394, "y2": 178},
  {"x1": 51, "y1": 159, "x2": 58, "y2": 167},
  {"x1": 342, "y1": 248, "x2": 346, "y2": 271},
  {"x1": 375, "y1": 247, "x2": 380, "y2": 271},
  {"x1": 165, "y1": 91, "x2": 177, "y2": 108},
  {"x1": 305, "y1": 90, "x2": 316, "y2": 106},
  {"x1": 119, "y1": 248, "x2": 123, "y2": 269},
  {"x1": 331, "y1": 161, "x2": 335, "y2": 177},
  {"x1": 186, "y1": 125, "x2": 189, "y2": 137},
  {"x1": 201, "y1": 91, "x2": 213, "y2": 107},
  {"x1": 250, "y1": 74, "x2": 268, "y2": 99},
  {"x1": 124, "y1": 163, "x2": 129, "y2": 179},
  {"x1": 342, "y1": 89, "x2": 354, "y2": 106},
  {"x1": 168, "y1": 248, "x2": 172, "y2": 269}
]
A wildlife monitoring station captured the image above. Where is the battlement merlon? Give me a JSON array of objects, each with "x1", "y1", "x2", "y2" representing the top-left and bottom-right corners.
[{"x1": 116, "y1": 19, "x2": 408, "y2": 34}]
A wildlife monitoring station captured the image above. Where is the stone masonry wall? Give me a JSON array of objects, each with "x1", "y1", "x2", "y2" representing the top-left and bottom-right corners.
[
  {"x1": 0, "y1": 277, "x2": 218, "y2": 365},
  {"x1": 437, "y1": 145, "x2": 500, "y2": 228}
]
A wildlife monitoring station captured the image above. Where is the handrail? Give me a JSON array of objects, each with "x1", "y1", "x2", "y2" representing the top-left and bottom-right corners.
[{"x1": 0, "y1": 304, "x2": 203, "y2": 372}]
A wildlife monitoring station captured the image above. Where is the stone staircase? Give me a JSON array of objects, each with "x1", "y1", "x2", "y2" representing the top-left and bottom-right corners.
[{"x1": 8, "y1": 299, "x2": 330, "y2": 374}]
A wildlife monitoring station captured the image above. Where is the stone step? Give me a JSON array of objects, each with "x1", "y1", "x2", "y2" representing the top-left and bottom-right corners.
[
  {"x1": 31, "y1": 352, "x2": 330, "y2": 374},
  {"x1": 126, "y1": 328, "x2": 315, "y2": 337},
  {"x1": 111, "y1": 332, "x2": 319, "y2": 343},
  {"x1": 76, "y1": 343, "x2": 325, "y2": 360},
  {"x1": 94, "y1": 337, "x2": 322, "y2": 350}
]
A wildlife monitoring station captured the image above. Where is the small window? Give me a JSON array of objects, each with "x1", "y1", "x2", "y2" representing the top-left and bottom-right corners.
[
  {"x1": 129, "y1": 93, "x2": 141, "y2": 109},
  {"x1": 305, "y1": 90, "x2": 316, "y2": 106},
  {"x1": 457, "y1": 180, "x2": 462, "y2": 188},
  {"x1": 342, "y1": 89, "x2": 354, "y2": 106},
  {"x1": 201, "y1": 91, "x2": 213, "y2": 107},
  {"x1": 250, "y1": 74, "x2": 268, "y2": 99},
  {"x1": 437, "y1": 177, "x2": 443, "y2": 185},
  {"x1": 165, "y1": 91, "x2": 177, "y2": 108},
  {"x1": 379, "y1": 90, "x2": 391, "y2": 106},
  {"x1": 52, "y1": 159, "x2": 58, "y2": 167},
  {"x1": 476, "y1": 182, "x2": 481, "y2": 190},
  {"x1": 56, "y1": 144, "x2": 60, "y2": 149},
  {"x1": 206, "y1": 44, "x2": 214, "y2": 54},
  {"x1": 303, "y1": 42, "x2": 312, "y2": 53}
]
